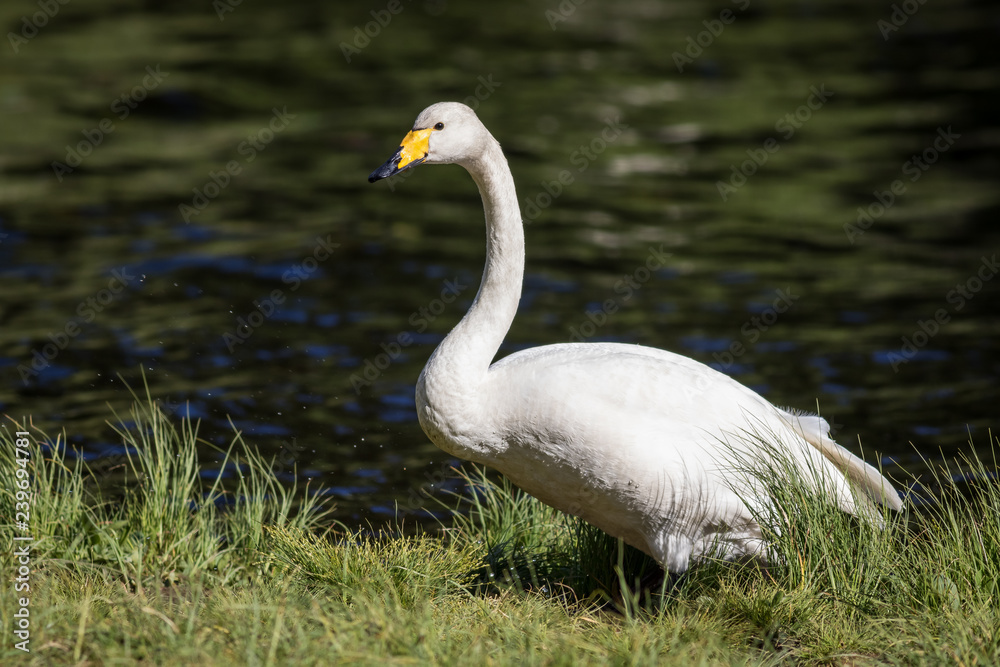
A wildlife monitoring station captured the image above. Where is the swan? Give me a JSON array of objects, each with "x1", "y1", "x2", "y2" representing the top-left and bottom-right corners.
[{"x1": 368, "y1": 102, "x2": 903, "y2": 573}]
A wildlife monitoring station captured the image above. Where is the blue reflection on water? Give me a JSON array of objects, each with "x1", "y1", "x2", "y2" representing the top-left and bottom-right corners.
[
  {"x1": 315, "y1": 313, "x2": 341, "y2": 328},
  {"x1": 379, "y1": 391, "x2": 417, "y2": 423},
  {"x1": 131, "y1": 254, "x2": 254, "y2": 277},
  {"x1": 719, "y1": 270, "x2": 755, "y2": 284},
  {"x1": 679, "y1": 336, "x2": 731, "y2": 353},
  {"x1": 871, "y1": 349, "x2": 951, "y2": 365},
  {"x1": 356, "y1": 468, "x2": 388, "y2": 483},
  {"x1": 839, "y1": 310, "x2": 869, "y2": 324},
  {"x1": 171, "y1": 223, "x2": 216, "y2": 241},
  {"x1": 819, "y1": 383, "x2": 851, "y2": 404},
  {"x1": 321, "y1": 485, "x2": 380, "y2": 498},
  {"x1": 710, "y1": 362, "x2": 752, "y2": 374},
  {"x1": 229, "y1": 420, "x2": 292, "y2": 437},
  {"x1": 27, "y1": 363, "x2": 75, "y2": 384},
  {"x1": 272, "y1": 307, "x2": 309, "y2": 323},
  {"x1": 809, "y1": 356, "x2": 840, "y2": 379}
]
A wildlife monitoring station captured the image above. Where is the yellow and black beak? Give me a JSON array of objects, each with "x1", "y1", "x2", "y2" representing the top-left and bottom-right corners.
[{"x1": 368, "y1": 127, "x2": 434, "y2": 183}]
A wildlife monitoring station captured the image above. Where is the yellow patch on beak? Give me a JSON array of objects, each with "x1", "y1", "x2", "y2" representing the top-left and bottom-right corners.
[{"x1": 397, "y1": 128, "x2": 434, "y2": 169}]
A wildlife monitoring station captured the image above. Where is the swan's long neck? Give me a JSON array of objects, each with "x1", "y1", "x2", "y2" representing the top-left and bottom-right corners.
[{"x1": 416, "y1": 136, "x2": 523, "y2": 452}]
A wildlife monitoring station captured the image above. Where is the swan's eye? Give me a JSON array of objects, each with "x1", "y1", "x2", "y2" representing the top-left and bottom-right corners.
[{"x1": 434, "y1": 122, "x2": 444, "y2": 130}]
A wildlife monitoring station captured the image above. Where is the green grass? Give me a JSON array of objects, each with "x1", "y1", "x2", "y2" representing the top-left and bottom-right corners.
[{"x1": 1, "y1": 396, "x2": 997, "y2": 665}]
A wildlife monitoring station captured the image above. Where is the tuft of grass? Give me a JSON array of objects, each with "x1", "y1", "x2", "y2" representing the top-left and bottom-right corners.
[
  {"x1": 264, "y1": 523, "x2": 481, "y2": 607},
  {"x1": 724, "y1": 427, "x2": 909, "y2": 613},
  {"x1": 441, "y1": 465, "x2": 663, "y2": 609},
  {"x1": 1, "y1": 394, "x2": 997, "y2": 665},
  {"x1": 726, "y1": 426, "x2": 1000, "y2": 614},
  {"x1": 1, "y1": 390, "x2": 334, "y2": 591}
]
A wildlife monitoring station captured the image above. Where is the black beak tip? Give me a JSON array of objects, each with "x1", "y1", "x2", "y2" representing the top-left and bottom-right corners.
[
  {"x1": 369, "y1": 147, "x2": 404, "y2": 184},
  {"x1": 368, "y1": 162, "x2": 395, "y2": 183}
]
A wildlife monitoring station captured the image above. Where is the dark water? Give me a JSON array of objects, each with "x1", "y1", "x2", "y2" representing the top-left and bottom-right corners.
[{"x1": 1, "y1": 0, "x2": 998, "y2": 526}]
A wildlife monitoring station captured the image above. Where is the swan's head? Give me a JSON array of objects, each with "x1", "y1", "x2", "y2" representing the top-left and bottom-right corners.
[{"x1": 368, "y1": 102, "x2": 489, "y2": 183}]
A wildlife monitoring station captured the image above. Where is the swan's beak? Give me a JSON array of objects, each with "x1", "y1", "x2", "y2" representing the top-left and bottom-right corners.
[{"x1": 368, "y1": 128, "x2": 434, "y2": 183}]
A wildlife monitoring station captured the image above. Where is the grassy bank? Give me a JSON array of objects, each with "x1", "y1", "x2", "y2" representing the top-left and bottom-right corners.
[{"x1": 1, "y1": 397, "x2": 997, "y2": 665}]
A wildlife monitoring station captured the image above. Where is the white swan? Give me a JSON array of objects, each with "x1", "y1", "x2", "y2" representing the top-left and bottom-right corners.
[{"x1": 368, "y1": 102, "x2": 903, "y2": 573}]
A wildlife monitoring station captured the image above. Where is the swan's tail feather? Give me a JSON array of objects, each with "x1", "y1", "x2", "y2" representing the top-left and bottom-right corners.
[{"x1": 777, "y1": 408, "x2": 904, "y2": 512}]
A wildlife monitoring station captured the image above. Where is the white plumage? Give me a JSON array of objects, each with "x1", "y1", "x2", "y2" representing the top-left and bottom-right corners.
[{"x1": 369, "y1": 102, "x2": 903, "y2": 573}]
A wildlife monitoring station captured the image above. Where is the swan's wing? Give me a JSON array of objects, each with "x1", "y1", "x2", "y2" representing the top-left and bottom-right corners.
[
  {"x1": 490, "y1": 342, "x2": 901, "y2": 514},
  {"x1": 777, "y1": 408, "x2": 904, "y2": 511}
]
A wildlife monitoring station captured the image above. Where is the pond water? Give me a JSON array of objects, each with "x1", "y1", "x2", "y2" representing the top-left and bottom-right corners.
[{"x1": 1, "y1": 0, "x2": 997, "y2": 526}]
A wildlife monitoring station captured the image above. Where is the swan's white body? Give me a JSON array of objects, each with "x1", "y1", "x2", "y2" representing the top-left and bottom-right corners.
[{"x1": 369, "y1": 102, "x2": 902, "y2": 573}]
